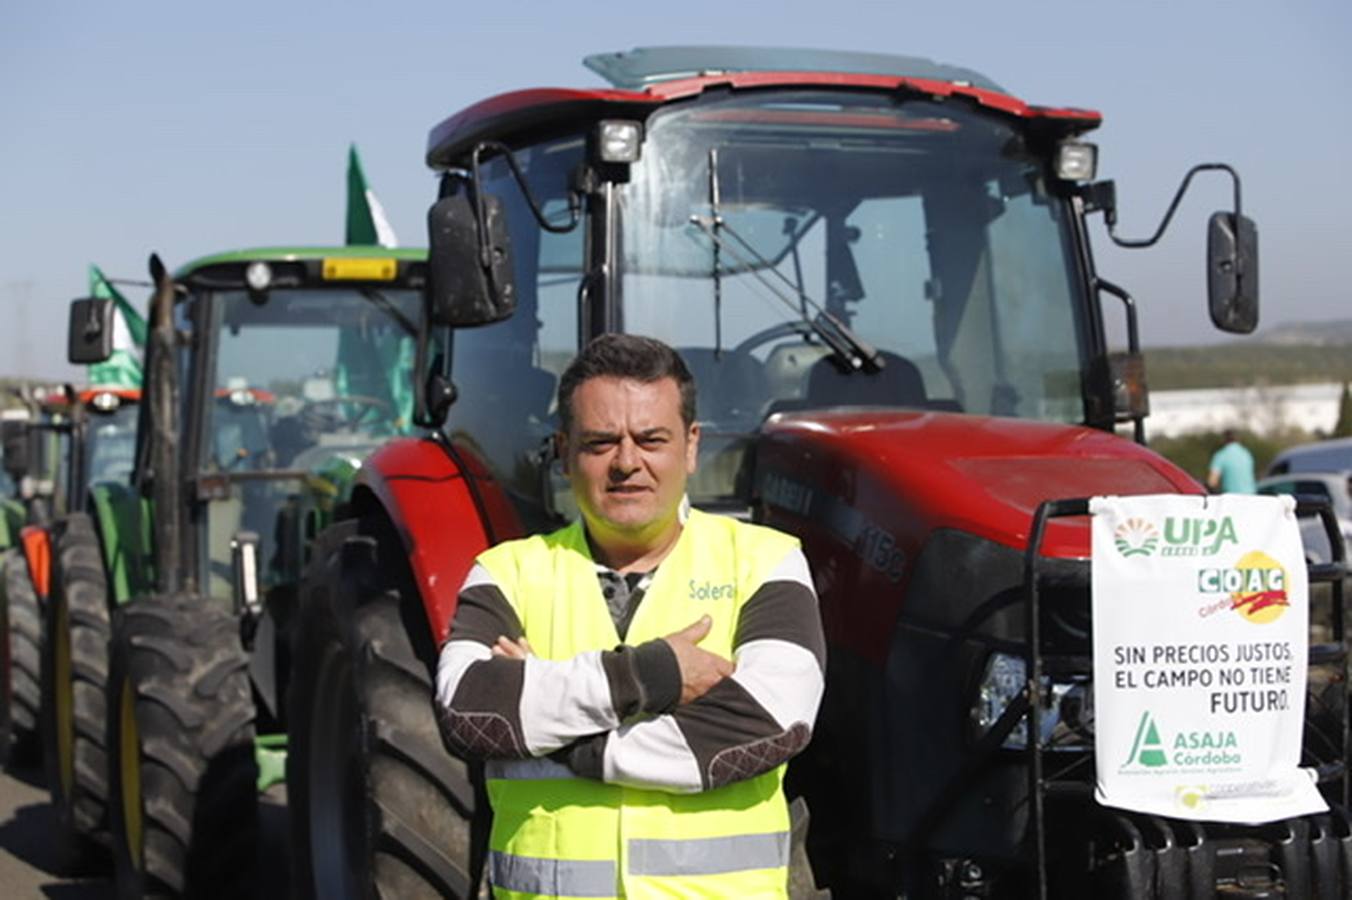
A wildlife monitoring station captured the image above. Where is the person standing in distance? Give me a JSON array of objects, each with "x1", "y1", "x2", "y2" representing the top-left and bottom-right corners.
[
  {"x1": 1208, "y1": 428, "x2": 1257, "y2": 493},
  {"x1": 434, "y1": 333, "x2": 826, "y2": 899}
]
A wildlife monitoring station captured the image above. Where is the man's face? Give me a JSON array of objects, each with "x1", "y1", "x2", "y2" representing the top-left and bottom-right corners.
[{"x1": 560, "y1": 375, "x2": 699, "y2": 545}]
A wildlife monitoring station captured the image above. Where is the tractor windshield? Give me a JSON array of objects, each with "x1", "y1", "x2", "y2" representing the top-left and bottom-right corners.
[
  {"x1": 618, "y1": 90, "x2": 1089, "y2": 441},
  {"x1": 197, "y1": 285, "x2": 419, "y2": 599},
  {"x1": 208, "y1": 287, "x2": 420, "y2": 472},
  {"x1": 85, "y1": 402, "x2": 139, "y2": 485}
]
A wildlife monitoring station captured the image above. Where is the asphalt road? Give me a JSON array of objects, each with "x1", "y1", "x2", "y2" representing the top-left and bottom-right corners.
[
  {"x1": 0, "y1": 757, "x2": 108, "y2": 899},
  {"x1": 0, "y1": 755, "x2": 290, "y2": 899}
]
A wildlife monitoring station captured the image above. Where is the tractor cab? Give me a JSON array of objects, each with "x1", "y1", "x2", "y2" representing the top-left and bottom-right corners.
[
  {"x1": 422, "y1": 47, "x2": 1255, "y2": 526},
  {"x1": 65, "y1": 246, "x2": 423, "y2": 713},
  {"x1": 74, "y1": 387, "x2": 141, "y2": 494},
  {"x1": 180, "y1": 249, "x2": 423, "y2": 596},
  {"x1": 1, "y1": 386, "x2": 74, "y2": 526},
  {"x1": 78, "y1": 247, "x2": 426, "y2": 603}
]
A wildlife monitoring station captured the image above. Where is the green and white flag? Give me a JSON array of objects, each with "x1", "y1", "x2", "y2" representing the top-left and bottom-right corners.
[
  {"x1": 88, "y1": 264, "x2": 146, "y2": 389},
  {"x1": 340, "y1": 145, "x2": 410, "y2": 429},
  {"x1": 345, "y1": 144, "x2": 398, "y2": 248}
]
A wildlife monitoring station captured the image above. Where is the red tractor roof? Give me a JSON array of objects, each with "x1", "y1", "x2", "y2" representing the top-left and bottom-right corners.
[
  {"x1": 427, "y1": 48, "x2": 1102, "y2": 168},
  {"x1": 79, "y1": 386, "x2": 141, "y2": 406}
]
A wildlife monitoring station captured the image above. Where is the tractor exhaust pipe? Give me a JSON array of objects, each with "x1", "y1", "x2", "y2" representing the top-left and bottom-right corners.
[{"x1": 146, "y1": 253, "x2": 182, "y2": 595}]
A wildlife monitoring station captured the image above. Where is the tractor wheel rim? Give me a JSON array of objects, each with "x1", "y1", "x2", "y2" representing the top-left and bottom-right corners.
[
  {"x1": 310, "y1": 642, "x2": 361, "y2": 897},
  {"x1": 119, "y1": 677, "x2": 144, "y2": 870},
  {"x1": 55, "y1": 598, "x2": 74, "y2": 798}
]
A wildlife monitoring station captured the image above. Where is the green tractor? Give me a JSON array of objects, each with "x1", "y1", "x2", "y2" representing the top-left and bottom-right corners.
[
  {"x1": 6, "y1": 265, "x2": 144, "y2": 779},
  {"x1": 68, "y1": 245, "x2": 424, "y2": 896},
  {"x1": 1, "y1": 384, "x2": 79, "y2": 767},
  {"x1": 36, "y1": 384, "x2": 141, "y2": 853}
]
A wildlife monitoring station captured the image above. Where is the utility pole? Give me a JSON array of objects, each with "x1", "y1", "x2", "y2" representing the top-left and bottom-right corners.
[{"x1": 3, "y1": 280, "x2": 35, "y2": 377}]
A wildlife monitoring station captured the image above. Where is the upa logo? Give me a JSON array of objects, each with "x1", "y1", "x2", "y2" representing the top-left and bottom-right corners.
[
  {"x1": 1161, "y1": 515, "x2": 1239, "y2": 557},
  {"x1": 1198, "y1": 550, "x2": 1290, "y2": 624},
  {"x1": 1113, "y1": 518, "x2": 1160, "y2": 557}
]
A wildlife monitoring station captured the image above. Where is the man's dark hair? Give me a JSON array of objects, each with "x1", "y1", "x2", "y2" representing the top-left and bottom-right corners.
[{"x1": 558, "y1": 334, "x2": 696, "y2": 433}]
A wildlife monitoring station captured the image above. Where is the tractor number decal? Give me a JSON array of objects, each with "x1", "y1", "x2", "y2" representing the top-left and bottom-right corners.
[{"x1": 760, "y1": 469, "x2": 905, "y2": 583}]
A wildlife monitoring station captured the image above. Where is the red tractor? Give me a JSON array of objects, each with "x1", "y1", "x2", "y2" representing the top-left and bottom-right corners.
[{"x1": 286, "y1": 48, "x2": 1346, "y2": 898}]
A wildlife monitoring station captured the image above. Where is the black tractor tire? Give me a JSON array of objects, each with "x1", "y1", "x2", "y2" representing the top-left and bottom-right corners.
[
  {"x1": 2, "y1": 546, "x2": 42, "y2": 765},
  {"x1": 40, "y1": 513, "x2": 112, "y2": 843},
  {"x1": 106, "y1": 595, "x2": 258, "y2": 899},
  {"x1": 287, "y1": 520, "x2": 487, "y2": 899}
]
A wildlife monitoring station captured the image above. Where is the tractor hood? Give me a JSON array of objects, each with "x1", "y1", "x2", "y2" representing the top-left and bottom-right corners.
[{"x1": 755, "y1": 409, "x2": 1202, "y2": 559}]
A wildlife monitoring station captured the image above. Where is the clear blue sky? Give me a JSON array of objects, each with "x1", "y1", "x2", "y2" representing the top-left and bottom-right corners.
[{"x1": 3, "y1": 0, "x2": 1348, "y2": 378}]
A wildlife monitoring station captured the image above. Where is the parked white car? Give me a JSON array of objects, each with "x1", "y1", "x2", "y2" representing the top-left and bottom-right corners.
[{"x1": 1256, "y1": 471, "x2": 1352, "y2": 565}]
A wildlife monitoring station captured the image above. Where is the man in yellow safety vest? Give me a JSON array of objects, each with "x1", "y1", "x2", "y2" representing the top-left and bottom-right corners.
[{"x1": 435, "y1": 333, "x2": 826, "y2": 898}]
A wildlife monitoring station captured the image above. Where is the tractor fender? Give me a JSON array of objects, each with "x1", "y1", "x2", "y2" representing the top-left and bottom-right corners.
[
  {"x1": 0, "y1": 497, "x2": 24, "y2": 549},
  {"x1": 356, "y1": 436, "x2": 523, "y2": 645},
  {"x1": 88, "y1": 481, "x2": 155, "y2": 606},
  {"x1": 19, "y1": 525, "x2": 51, "y2": 600}
]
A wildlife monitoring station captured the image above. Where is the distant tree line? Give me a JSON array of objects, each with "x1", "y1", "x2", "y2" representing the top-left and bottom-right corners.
[{"x1": 1145, "y1": 342, "x2": 1352, "y2": 391}]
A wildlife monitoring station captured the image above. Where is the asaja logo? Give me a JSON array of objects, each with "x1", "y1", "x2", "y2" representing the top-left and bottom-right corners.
[
  {"x1": 1123, "y1": 711, "x2": 1168, "y2": 769},
  {"x1": 1197, "y1": 550, "x2": 1289, "y2": 624},
  {"x1": 1114, "y1": 518, "x2": 1160, "y2": 557}
]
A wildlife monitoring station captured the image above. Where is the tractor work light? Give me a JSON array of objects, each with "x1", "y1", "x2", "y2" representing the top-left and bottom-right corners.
[
  {"x1": 1054, "y1": 141, "x2": 1098, "y2": 182},
  {"x1": 90, "y1": 391, "x2": 120, "y2": 412},
  {"x1": 245, "y1": 261, "x2": 273, "y2": 292},
  {"x1": 969, "y1": 652, "x2": 1093, "y2": 751},
  {"x1": 597, "y1": 120, "x2": 643, "y2": 163}
]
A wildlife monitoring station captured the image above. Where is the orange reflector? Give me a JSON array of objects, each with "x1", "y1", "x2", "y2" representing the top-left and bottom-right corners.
[
  {"x1": 321, "y1": 258, "x2": 397, "y2": 282},
  {"x1": 19, "y1": 525, "x2": 52, "y2": 600}
]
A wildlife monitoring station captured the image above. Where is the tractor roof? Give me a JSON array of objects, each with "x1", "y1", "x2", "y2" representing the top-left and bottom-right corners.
[
  {"x1": 80, "y1": 387, "x2": 141, "y2": 406},
  {"x1": 427, "y1": 46, "x2": 1102, "y2": 168},
  {"x1": 176, "y1": 245, "x2": 426, "y2": 278},
  {"x1": 582, "y1": 46, "x2": 1008, "y2": 92}
]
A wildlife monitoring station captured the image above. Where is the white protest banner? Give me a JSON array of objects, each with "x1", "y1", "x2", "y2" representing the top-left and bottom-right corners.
[{"x1": 1090, "y1": 493, "x2": 1326, "y2": 823}]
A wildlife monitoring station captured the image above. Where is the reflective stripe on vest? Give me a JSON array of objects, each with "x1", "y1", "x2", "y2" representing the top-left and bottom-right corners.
[
  {"x1": 490, "y1": 852, "x2": 616, "y2": 898},
  {"x1": 478, "y1": 510, "x2": 800, "y2": 898},
  {"x1": 627, "y1": 832, "x2": 791, "y2": 877}
]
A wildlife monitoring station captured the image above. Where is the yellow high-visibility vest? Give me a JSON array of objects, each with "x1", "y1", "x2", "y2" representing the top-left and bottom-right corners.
[{"x1": 477, "y1": 509, "x2": 799, "y2": 899}]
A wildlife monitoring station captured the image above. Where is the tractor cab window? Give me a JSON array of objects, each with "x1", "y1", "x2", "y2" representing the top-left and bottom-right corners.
[
  {"x1": 85, "y1": 402, "x2": 139, "y2": 486},
  {"x1": 616, "y1": 89, "x2": 1089, "y2": 503},
  {"x1": 200, "y1": 286, "x2": 419, "y2": 598},
  {"x1": 445, "y1": 134, "x2": 586, "y2": 529},
  {"x1": 210, "y1": 288, "x2": 420, "y2": 470}
]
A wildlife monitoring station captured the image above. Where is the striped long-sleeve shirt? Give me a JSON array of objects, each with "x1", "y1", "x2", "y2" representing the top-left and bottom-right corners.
[{"x1": 433, "y1": 540, "x2": 826, "y2": 793}]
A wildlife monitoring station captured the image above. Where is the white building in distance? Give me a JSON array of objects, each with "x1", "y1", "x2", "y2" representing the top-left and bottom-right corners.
[{"x1": 1147, "y1": 382, "x2": 1345, "y2": 437}]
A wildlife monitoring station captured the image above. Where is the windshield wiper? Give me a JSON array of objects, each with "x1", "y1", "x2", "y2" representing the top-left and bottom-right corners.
[
  {"x1": 360, "y1": 289, "x2": 417, "y2": 337},
  {"x1": 688, "y1": 214, "x2": 883, "y2": 373}
]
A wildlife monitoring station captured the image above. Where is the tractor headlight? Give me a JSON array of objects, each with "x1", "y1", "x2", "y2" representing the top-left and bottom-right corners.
[
  {"x1": 596, "y1": 120, "x2": 643, "y2": 163},
  {"x1": 245, "y1": 261, "x2": 273, "y2": 293},
  {"x1": 970, "y1": 652, "x2": 1094, "y2": 751},
  {"x1": 1054, "y1": 141, "x2": 1098, "y2": 182}
]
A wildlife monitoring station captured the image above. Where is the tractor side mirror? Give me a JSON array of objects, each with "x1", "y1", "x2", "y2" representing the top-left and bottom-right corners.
[
  {"x1": 1, "y1": 421, "x2": 29, "y2": 477},
  {"x1": 426, "y1": 180, "x2": 517, "y2": 327},
  {"x1": 1207, "y1": 212, "x2": 1259, "y2": 334},
  {"x1": 67, "y1": 297, "x2": 116, "y2": 364}
]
